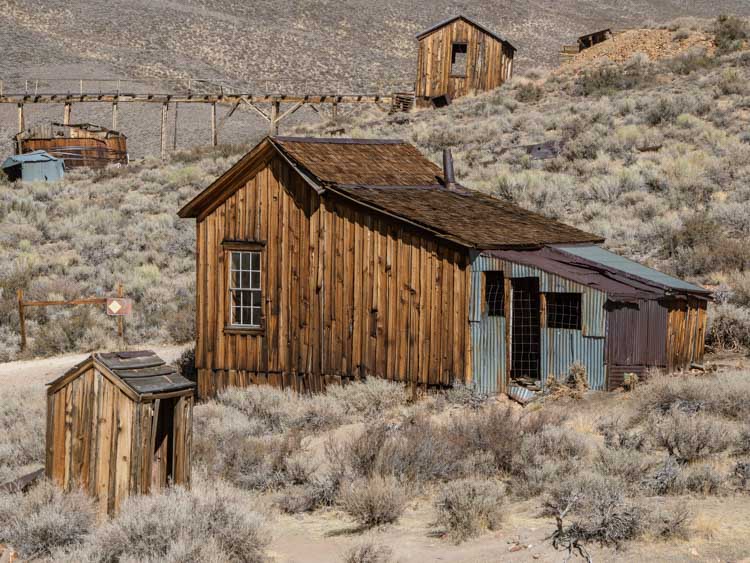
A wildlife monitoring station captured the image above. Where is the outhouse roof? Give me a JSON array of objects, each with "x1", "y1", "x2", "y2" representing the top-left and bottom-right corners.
[
  {"x1": 47, "y1": 350, "x2": 195, "y2": 399},
  {"x1": 416, "y1": 15, "x2": 516, "y2": 50}
]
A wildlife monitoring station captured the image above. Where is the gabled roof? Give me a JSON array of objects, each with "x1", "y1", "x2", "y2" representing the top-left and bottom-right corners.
[
  {"x1": 416, "y1": 15, "x2": 516, "y2": 51},
  {"x1": 47, "y1": 350, "x2": 195, "y2": 399},
  {"x1": 178, "y1": 136, "x2": 603, "y2": 249}
]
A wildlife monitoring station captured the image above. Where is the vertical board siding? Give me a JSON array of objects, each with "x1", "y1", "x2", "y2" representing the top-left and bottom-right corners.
[
  {"x1": 47, "y1": 364, "x2": 194, "y2": 515},
  {"x1": 195, "y1": 156, "x2": 471, "y2": 397},
  {"x1": 415, "y1": 19, "x2": 513, "y2": 104},
  {"x1": 469, "y1": 252, "x2": 607, "y2": 393}
]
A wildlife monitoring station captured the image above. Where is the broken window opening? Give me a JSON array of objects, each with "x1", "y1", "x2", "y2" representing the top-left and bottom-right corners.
[
  {"x1": 484, "y1": 271, "x2": 505, "y2": 316},
  {"x1": 451, "y1": 43, "x2": 468, "y2": 77},
  {"x1": 547, "y1": 293, "x2": 582, "y2": 330}
]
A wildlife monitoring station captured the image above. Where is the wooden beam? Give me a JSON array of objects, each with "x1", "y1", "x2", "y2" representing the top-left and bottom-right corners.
[
  {"x1": 332, "y1": 102, "x2": 338, "y2": 124},
  {"x1": 111, "y1": 101, "x2": 118, "y2": 130},
  {"x1": 275, "y1": 100, "x2": 304, "y2": 124},
  {"x1": 63, "y1": 102, "x2": 72, "y2": 125},
  {"x1": 270, "y1": 101, "x2": 280, "y2": 135},
  {"x1": 241, "y1": 98, "x2": 270, "y2": 121},
  {"x1": 17, "y1": 103, "x2": 24, "y2": 133},
  {"x1": 0, "y1": 93, "x2": 396, "y2": 105},
  {"x1": 160, "y1": 102, "x2": 168, "y2": 160},
  {"x1": 210, "y1": 102, "x2": 217, "y2": 147},
  {"x1": 172, "y1": 102, "x2": 179, "y2": 151},
  {"x1": 216, "y1": 100, "x2": 241, "y2": 132},
  {"x1": 17, "y1": 289, "x2": 26, "y2": 352}
]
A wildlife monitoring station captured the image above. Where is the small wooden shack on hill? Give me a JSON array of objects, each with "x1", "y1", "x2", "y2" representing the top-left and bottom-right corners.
[
  {"x1": 178, "y1": 136, "x2": 710, "y2": 399},
  {"x1": 15, "y1": 123, "x2": 128, "y2": 169},
  {"x1": 46, "y1": 351, "x2": 195, "y2": 515},
  {"x1": 415, "y1": 15, "x2": 516, "y2": 106}
]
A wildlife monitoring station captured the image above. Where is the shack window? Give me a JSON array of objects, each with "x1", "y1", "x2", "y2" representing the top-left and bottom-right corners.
[
  {"x1": 484, "y1": 271, "x2": 505, "y2": 316},
  {"x1": 451, "y1": 43, "x2": 468, "y2": 76},
  {"x1": 229, "y1": 250, "x2": 262, "y2": 327},
  {"x1": 546, "y1": 293, "x2": 582, "y2": 330}
]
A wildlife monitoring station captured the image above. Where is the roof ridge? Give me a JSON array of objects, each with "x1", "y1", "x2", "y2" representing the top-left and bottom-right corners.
[{"x1": 272, "y1": 136, "x2": 406, "y2": 145}]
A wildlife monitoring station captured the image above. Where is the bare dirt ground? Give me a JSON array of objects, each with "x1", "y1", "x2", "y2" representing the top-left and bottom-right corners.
[{"x1": 266, "y1": 494, "x2": 750, "y2": 562}]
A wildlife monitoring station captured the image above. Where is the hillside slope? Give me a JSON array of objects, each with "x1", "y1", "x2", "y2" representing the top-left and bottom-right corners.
[
  {"x1": 2, "y1": 1, "x2": 750, "y2": 157},
  {"x1": 2, "y1": 17, "x2": 750, "y2": 361}
]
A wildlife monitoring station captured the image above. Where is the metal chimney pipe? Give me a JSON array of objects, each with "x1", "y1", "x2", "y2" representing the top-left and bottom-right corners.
[{"x1": 443, "y1": 148, "x2": 456, "y2": 190}]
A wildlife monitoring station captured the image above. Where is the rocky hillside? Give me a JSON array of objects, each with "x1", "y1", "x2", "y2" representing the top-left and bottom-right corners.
[
  {"x1": 2, "y1": 1, "x2": 750, "y2": 156},
  {"x1": 3, "y1": 17, "x2": 750, "y2": 361}
]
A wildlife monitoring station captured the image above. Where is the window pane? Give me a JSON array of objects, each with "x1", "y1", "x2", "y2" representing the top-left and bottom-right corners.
[
  {"x1": 251, "y1": 271, "x2": 260, "y2": 289},
  {"x1": 251, "y1": 252, "x2": 260, "y2": 271},
  {"x1": 484, "y1": 271, "x2": 504, "y2": 317},
  {"x1": 241, "y1": 252, "x2": 250, "y2": 270},
  {"x1": 231, "y1": 252, "x2": 241, "y2": 270},
  {"x1": 239, "y1": 272, "x2": 249, "y2": 289},
  {"x1": 252, "y1": 307, "x2": 262, "y2": 327}
]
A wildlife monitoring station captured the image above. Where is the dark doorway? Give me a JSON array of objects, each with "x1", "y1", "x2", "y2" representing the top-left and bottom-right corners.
[
  {"x1": 151, "y1": 398, "x2": 176, "y2": 491},
  {"x1": 511, "y1": 278, "x2": 541, "y2": 381}
]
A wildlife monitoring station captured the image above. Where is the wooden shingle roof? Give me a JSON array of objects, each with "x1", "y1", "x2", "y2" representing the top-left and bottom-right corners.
[{"x1": 179, "y1": 136, "x2": 603, "y2": 249}]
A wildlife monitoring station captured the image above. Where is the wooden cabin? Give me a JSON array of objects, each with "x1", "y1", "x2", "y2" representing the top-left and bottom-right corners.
[
  {"x1": 415, "y1": 15, "x2": 516, "y2": 107},
  {"x1": 46, "y1": 351, "x2": 195, "y2": 515},
  {"x1": 178, "y1": 137, "x2": 710, "y2": 399}
]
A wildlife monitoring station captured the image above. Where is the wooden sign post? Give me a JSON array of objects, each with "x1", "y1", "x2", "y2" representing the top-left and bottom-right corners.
[{"x1": 17, "y1": 284, "x2": 131, "y2": 352}]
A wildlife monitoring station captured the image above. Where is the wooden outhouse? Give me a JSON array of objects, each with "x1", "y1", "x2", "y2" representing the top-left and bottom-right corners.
[
  {"x1": 46, "y1": 351, "x2": 195, "y2": 515},
  {"x1": 415, "y1": 15, "x2": 516, "y2": 106},
  {"x1": 178, "y1": 137, "x2": 709, "y2": 399}
]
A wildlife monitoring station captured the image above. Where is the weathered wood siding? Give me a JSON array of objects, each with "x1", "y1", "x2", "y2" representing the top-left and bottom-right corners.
[
  {"x1": 667, "y1": 297, "x2": 708, "y2": 369},
  {"x1": 46, "y1": 364, "x2": 193, "y2": 515},
  {"x1": 195, "y1": 156, "x2": 471, "y2": 397},
  {"x1": 415, "y1": 18, "x2": 513, "y2": 103}
]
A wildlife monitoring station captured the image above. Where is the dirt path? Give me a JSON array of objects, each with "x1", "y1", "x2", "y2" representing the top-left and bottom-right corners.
[{"x1": 0, "y1": 344, "x2": 188, "y2": 390}]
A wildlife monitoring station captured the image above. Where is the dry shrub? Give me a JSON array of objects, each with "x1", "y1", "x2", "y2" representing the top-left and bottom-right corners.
[
  {"x1": 433, "y1": 478, "x2": 505, "y2": 543},
  {"x1": 677, "y1": 464, "x2": 726, "y2": 495},
  {"x1": 175, "y1": 346, "x2": 197, "y2": 383},
  {"x1": 338, "y1": 476, "x2": 407, "y2": 529},
  {"x1": 544, "y1": 473, "x2": 645, "y2": 548},
  {"x1": 714, "y1": 15, "x2": 749, "y2": 54},
  {"x1": 733, "y1": 461, "x2": 750, "y2": 490},
  {"x1": 642, "y1": 456, "x2": 682, "y2": 495},
  {"x1": 648, "y1": 410, "x2": 735, "y2": 462},
  {"x1": 595, "y1": 447, "x2": 657, "y2": 491},
  {"x1": 216, "y1": 385, "x2": 346, "y2": 434},
  {"x1": 277, "y1": 467, "x2": 343, "y2": 514},
  {"x1": 0, "y1": 386, "x2": 45, "y2": 483},
  {"x1": 326, "y1": 378, "x2": 407, "y2": 419},
  {"x1": 0, "y1": 480, "x2": 95, "y2": 559},
  {"x1": 62, "y1": 478, "x2": 269, "y2": 562},
  {"x1": 648, "y1": 504, "x2": 692, "y2": 540},
  {"x1": 343, "y1": 541, "x2": 393, "y2": 563},
  {"x1": 222, "y1": 433, "x2": 307, "y2": 491},
  {"x1": 708, "y1": 304, "x2": 750, "y2": 351}
]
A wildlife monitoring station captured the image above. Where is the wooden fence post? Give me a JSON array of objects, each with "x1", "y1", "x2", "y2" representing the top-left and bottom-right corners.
[
  {"x1": 63, "y1": 102, "x2": 72, "y2": 125},
  {"x1": 17, "y1": 103, "x2": 24, "y2": 133},
  {"x1": 112, "y1": 101, "x2": 118, "y2": 130},
  {"x1": 210, "y1": 102, "x2": 217, "y2": 147},
  {"x1": 17, "y1": 289, "x2": 26, "y2": 352},
  {"x1": 172, "y1": 102, "x2": 179, "y2": 151},
  {"x1": 160, "y1": 102, "x2": 169, "y2": 161},
  {"x1": 117, "y1": 283, "x2": 125, "y2": 339}
]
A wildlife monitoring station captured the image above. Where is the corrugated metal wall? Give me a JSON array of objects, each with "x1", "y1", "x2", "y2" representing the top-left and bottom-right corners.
[
  {"x1": 470, "y1": 253, "x2": 506, "y2": 394},
  {"x1": 470, "y1": 252, "x2": 608, "y2": 392}
]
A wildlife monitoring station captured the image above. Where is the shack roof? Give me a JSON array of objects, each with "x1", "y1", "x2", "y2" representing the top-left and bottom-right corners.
[
  {"x1": 490, "y1": 245, "x2": 710, "y2": 300},
  {"x1": 2, "y1": 150, "x2": 59, "y2": 167},
  {"x1": 416, "y1": 15, "x2": 516, "y2": 51},
  {"x1": 48, "y1": 351, "x2": 195, "y2": 399},
  {"x1": 179, "y1": 136, "x2": 603, "y2": 250}
]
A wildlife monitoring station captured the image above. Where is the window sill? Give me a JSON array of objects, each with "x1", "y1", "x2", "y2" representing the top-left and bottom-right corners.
[{"x1": 224, "y1": 325, "x2": 265, "y2": 336}]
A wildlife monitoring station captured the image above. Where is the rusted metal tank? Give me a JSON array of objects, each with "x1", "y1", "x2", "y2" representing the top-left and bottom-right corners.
[{"x1": 14, "y1": 123, "x2": 128, "y2": 169}]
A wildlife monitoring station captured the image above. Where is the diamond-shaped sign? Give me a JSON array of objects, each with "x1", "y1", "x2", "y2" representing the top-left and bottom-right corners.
[{"x1": 106, "y1": 298, "x2": 132, "y2": 316}]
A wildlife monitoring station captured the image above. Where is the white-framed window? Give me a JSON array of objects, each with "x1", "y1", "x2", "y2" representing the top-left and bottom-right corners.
[{"x1": 229, "y1": 250, "x2": 262, "y2": 327}]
